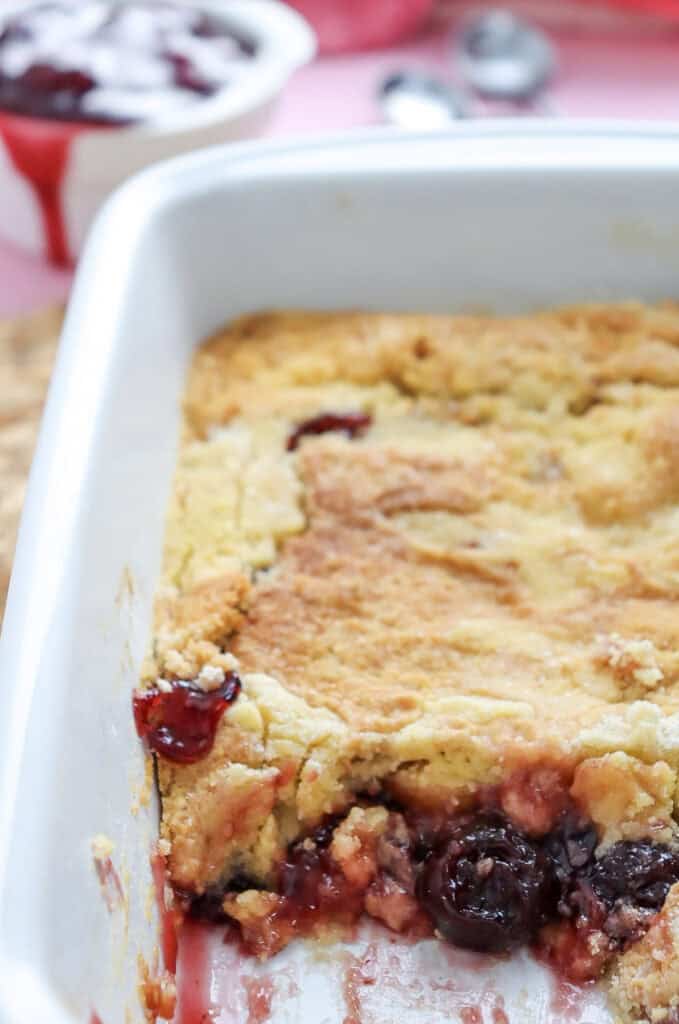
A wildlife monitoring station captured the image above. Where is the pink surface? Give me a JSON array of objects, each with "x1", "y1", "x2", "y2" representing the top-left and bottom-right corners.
[
  {"x1": 3, "y1": 16, "x2": 679, "y2": 316},
  {"x1": 0, "y1": 238, "x2": 71, "y2": 315},
  {"x1": 285, "y1": 0, "x2": 435, "y2": 52}
]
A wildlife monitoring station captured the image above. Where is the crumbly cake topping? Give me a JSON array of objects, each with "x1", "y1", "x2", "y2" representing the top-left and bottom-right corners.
[
  {"x1": 610, "y1": 883, "x2": 679, "y2": 1023},
  {"x1": 141, "y1": 305, "x2": 679, "y2": 1021}
]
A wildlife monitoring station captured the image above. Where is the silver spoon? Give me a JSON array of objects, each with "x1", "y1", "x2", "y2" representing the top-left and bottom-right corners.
[
  {"x1": 378, "y1": 71, "x2": 468, "y2": 129},
  {"x1": 457, "y1": 9, "x2": 556, "y2": 108}
]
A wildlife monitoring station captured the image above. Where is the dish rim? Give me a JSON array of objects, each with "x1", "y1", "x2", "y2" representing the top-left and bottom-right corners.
[{"x1": 3, "y1": 120, "x2": 679, "y2": 1019}]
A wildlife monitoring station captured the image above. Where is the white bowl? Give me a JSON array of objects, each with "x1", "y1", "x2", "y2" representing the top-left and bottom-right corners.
[
  {"x1": 0, "y1": 0, "x2": 316, "y2": 264},
  {"x1": 2, "y1": 123, "x2": 679, "y2": 1023}
]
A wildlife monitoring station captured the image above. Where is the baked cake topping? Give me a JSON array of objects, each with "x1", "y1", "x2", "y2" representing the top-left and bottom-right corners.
[{"x1": 138, "y1": 304, "x2": 679, "y2": 1023}]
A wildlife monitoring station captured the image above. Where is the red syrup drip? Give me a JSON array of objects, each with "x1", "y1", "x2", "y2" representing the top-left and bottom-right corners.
[
  {"x1": 243, "y1": 977, "x2": 274, "y2": 1024},
  {"x1": 547, "y1": 971, "x2": 589, "y2": 1023},
  {"x1": 491, "y1": 996, "x2": 510, "y2": 1024},
  {"x1": 151, "y1": 850, "x2": 181, "y2": 975},
  {"x1": 175, "y1": 918, "x2": 212, "y2": 1024},
  {"x1": 342, "y1": 958, "x2": 363, "y2": 1024},
  {"x1": 0, "y1": 111, "x2": 87, "y2": 265},
  {"x1": 342, "y1": 949, "x2": 378, "y2": 1024},
  {"x1": 90, "y1": 1014, "x2": 104, "y2": 1024}
]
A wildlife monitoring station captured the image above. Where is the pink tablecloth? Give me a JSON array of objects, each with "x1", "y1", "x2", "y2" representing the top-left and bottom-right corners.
[{"x1": 3, "y1": 19, "x2": 679, "y2": 316}]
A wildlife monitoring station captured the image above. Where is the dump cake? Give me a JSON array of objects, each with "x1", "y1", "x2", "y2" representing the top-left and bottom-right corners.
[{"x1": 136, "y1": 304, "x2": 679, "y2": 1022}]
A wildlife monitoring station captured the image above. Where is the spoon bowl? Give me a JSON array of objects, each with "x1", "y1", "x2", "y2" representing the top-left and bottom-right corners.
[
  {"x1": 378, "y1": 70, "x2": 468, "y2": 129},
  {"x1": 457, "y1": 9, "x2": 555, "y2": 102}
]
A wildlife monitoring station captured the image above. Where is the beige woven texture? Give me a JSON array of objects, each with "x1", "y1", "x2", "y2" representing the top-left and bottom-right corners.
[{"x1": 0, "y1": 307, "x2": 63, "y2": 621}]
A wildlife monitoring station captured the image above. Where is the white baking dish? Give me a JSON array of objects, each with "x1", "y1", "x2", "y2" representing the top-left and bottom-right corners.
[{"x1": 3, "y1": 123, "x2": 679, "y2": 1024}]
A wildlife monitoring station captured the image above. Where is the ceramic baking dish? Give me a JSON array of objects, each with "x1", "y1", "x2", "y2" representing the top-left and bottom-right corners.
[{"x1": 3, "y1": 123, "x2": 679, "y2": 1024}]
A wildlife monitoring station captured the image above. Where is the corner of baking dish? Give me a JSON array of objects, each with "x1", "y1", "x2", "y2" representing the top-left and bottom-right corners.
[{"x1": 2, "y1": 122, "x2": 679, "y2": 1024}]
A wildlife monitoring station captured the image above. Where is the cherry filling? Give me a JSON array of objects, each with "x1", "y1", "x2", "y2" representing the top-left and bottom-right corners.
[
  {"x1": 186, "y1": 801, "x2": 679, "y2": 977},
  {"x1": 133, "y1": 673, "x2": 241, "y2": 764},
  {"x1": 278, "y1": 820, "x2": 365, "y2": 929},
  {"x1": 542, "y1": 811, "x2": 599, "y2": 913},
  {"x1": 587, "y1": 840, "x2": 679, "y2": 913},
  {"x1": 417, "y1": 811, "x2": 553, "y2": 953},
  {"x1": 286, "y1": 411, "x2": 373, "y2": 452}
]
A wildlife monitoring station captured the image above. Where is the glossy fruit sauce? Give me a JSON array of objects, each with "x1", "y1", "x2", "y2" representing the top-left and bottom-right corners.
[
  {"x1": 163, "y1": 794, "x2": 679, "y2": 1022},
  {"x1": 133, "y1": 672, "x2": 241, "y2": 764},
  {"x1": 155, "y1": 783, "x2": 679, "y2": 998}
]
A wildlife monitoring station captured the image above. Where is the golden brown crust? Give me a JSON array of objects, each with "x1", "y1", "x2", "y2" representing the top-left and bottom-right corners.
[
  {"x1": 184, "y1": 304, "x2": 679, "y2": 439},
  {"x1": 611, "y1": 884, "x2": 679, "y2": 1022},
  {"x1": 147, "y1": 306, "x2": 679, "y2": 1017}
]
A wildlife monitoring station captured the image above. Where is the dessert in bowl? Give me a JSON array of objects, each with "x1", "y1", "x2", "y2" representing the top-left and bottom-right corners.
[{"x1": 0, "y1": 0, "x2": 315, "y2": 264}]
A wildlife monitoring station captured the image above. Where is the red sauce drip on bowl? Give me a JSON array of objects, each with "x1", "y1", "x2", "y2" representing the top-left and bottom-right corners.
[
  {"x1": 243, "y1": 977, "x2": 274, "y2": 1024},
  {"x1": 175, "y1": 918, "x2": 212, "y2": 1024},
  {"x1": 151, "y1": 850, "x2": 182, "y2": 974},
  {"x1": 0, "y1": 111, "x2": 87, "y2": 264},
  {"x1": 133, "y1": 673, "x2": 241, "y2": 764}
]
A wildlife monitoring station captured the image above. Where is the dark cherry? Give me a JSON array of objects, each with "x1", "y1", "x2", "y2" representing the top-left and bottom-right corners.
[
  {"x1": 164, "y1": 53, "x2": 214, "y2": 97},
  {"x1": 286, "y1": 412, "x2": 372, "y2": 452},
  {"x1": 19, "y1": 64, "x2": 96, "y2": 98},
  {"x1": 417, "y1": 811, "x2": 552, "y2": 954},
  {"x1": 278, "y1": 843, "x2": 332, "y2": 915},
  {"x1": 405, "y1": 810, "x2": 448, "y2": 864},
  {"x1": 542, "y1": 812, "x2": 598, "y2": 911},
  {"x1": 541, "y1": 837, "x2": 679, "y2": 972},
  {"x1": 133, "y1": 673, "x2": 241, "y2": 764},
  {"x1": 586, "y1": 840, "x2": 679, "y2": 912},
  {"x1": 278, "y1": 836, "x2": 343, "y2": 917}
]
